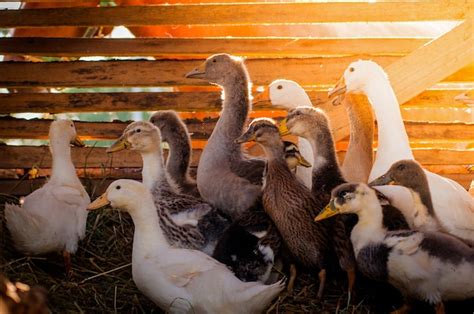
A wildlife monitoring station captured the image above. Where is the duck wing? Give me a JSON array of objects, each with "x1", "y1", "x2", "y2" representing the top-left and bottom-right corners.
[{"x1": 230, "y1": 156, "x2": 266, "y2": 185}]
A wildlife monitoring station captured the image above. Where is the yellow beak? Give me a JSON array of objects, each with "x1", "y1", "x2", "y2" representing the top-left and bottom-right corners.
[
  {"x1": 296, "y1": 154, "x2": 312, "y2": 168},
  {"x1": 314, "y1": 200, "x2": 340, "y2": 222},
  {"x1": 71, "y1": 136, "x2": 85, "y2": 147},
  {"x1": 107, "y1": 136, "x2": 130, "y2": 153},
  {"x1": 252, "y1": 87, "x2": 270, "y2": 105},
  {"x1": 87, "y1": 193, "x2": 110, "y2": 211},
  {"x1": 328, "y1": 77, "x2": 347, "y2": 106},
  {"x1": 278, "y1": 118, "x2": 290, "y2": 136},
  {"x1": 185, "y1": 62, "x2": 206, "y2": 79}
]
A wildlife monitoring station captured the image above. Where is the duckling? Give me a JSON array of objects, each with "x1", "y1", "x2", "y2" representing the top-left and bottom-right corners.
[
  {"x1": 149, "y1": 110, "x2": 200, "y2": 198},
  {"x1": 279, "y1": 106, "x2": 409, "y2": 232},
  {"x1": 212, "y1": 140, "x2": 311, "y2": 284},
  {"x1": 0, "y1": 274, "x2": 49, "y2": 314},
  {"x1": 185, "y1": 53, "x2": 266, "y2": 219},
  {"x1": 236, "y1": 117, "x2": 355, "y2": 298},
  {"x1": 87, "y1": 179, "x2": 284, "y2": 314},
  {"x1": 5, "y1": 120, "x2": 89, "y2": 274},
  {"x1": 315, "y1": 183, "x2": 474, "y2": 314},
  {"x1": 107, "y1": 121, "x2": 229, "y2": 255}
]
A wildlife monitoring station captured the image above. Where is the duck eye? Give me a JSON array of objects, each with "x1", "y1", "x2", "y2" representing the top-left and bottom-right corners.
[
  {"x1": 277, "y1": 85, "x2": 283, "y2": 90},
  {"x1": 70, "y1": 123, "x2": 73, "y2": 127},
  {"x1": 349, "y1": 67, "x2": 355, "y2": 72},
  {"x1": 116, "y1": 185, "x2": 121, "y2": 190},
  {"x1": 136, "y1": 129, "x2": 141, "y2": 133},
  {"x1": 212, "y1": 59, "x2": 216, "y2": 63}
]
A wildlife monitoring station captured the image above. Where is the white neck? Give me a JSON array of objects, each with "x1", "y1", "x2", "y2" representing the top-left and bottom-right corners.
[
  {"x1": 129, "y1": 197, "x2": 170, "y2": 262},
  {"x1": 49, "y1": 137, "x2": 80, "y2": 186},
  {"x1": 410, "y1": 190, "x2": 440, "y2": 231},
  {"x1": 140, "y1": 147, "x2": 168, "y2": 190},
  {"x1": 365, "y1": 79, "x2": 414, "y2": 180},
  {"x1": 351, "y1": 202, "x2": 385, "y2": 255}
]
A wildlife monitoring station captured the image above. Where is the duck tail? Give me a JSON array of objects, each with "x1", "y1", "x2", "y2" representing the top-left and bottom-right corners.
[{"x1": 240, "y1": 279, "x2": 285, "y2": 310}]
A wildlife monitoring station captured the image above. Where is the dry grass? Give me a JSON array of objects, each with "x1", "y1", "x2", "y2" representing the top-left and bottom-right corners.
[{"x1": 1, "y1": 192, "x2": 473, "y2": 314}]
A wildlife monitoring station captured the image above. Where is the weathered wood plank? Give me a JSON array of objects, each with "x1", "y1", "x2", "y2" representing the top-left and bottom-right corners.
[
  {"x1": 0, "y1": 37, "x2": 429, "y2": 58},
  {"x1": 0, "y1": 58, "x2": 472, "y2": 89},
  {"x1": 0, "y1": 89, "x2": 468, "y2": 115},
  {"x1": 0, "y1": 3, "x2": 469, "y2": 28},
  {"x1": 1, "y1": 117, "x2": 472, "y2": 142}
]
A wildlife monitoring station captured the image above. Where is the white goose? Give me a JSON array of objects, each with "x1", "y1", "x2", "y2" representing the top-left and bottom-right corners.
[
  {"x1": 88, "y1": 179, "x2": 284, "y2": 314},
  {"x1": 5, "y1": 120, "x2": 89, "y2": 273},
  {"x1": 329, "y1": 60, "x2": 474, "y2": 241}
]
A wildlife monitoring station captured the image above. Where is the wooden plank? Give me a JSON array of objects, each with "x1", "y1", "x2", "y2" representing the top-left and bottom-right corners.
[
  {"x1": 1, "y1": 117, "x2": 472, "y2": 142},
  {"x1": 1, "y1": 58, "x2": 473, "y2": 89},
  {"x1": 387, "y1": 19, "x2": 474, "y2": 104},
  {"x1": 0, "y1": 89, "x2": 468, "y2": 115},
  {"x1": 0, "y1": 37, "x2": 429, "y2": 58},
  {"x1": 0, "y1": 3, "x2": 469, "y2": 28}
]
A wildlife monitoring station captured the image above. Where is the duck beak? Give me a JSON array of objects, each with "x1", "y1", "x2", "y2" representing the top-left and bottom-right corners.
[
  {"x1": 235, "y1": 131, "x2": 256, "y2": 144},
  {"x1": 87, "y1": 193, "x2": 110, "y2": 211},
  {"x1": 278, "y1": 119, "x2": 290, "y2": 136},
  {"x1": 368, "y1": 174, "x2": 396, "y2": 187},
  {"x1": 107, "y1": 136, "x2": 130, "y2": 153},
  {"x1": 185, "y1": 62, "x2": 206, "y2": 79},
  {"x1": 71, "y1": 136, "x2": 85, "y2": 147},
  {"x1": 252, "y1": 88, "x2": 270, "y2": 105},
  {"x1": 296, "y1": 154, "x2": 312, "y2": 168},
  {"x1": 328, "y1": 77, "x2": 347, "y2": 106},
  {"x1": 314, "y1": 199, "x2": 340, "y2": 222}
]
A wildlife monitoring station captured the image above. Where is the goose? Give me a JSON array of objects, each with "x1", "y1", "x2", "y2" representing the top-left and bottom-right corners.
[
  {"x1": 107, "y1": 121, "x2": 229, "y2": 255},
  {"x1": 87, "y1": 179, "x2": 284, "y2": 314},
  {"x1": 315, "y1": 183, "x2": 474, "y2": 314},
  {"x1": 185, "y1": 53, "x2": 265, "y2": 219},
  {"x1": 149, "y1": 110, "x2": 200, "y2": 197},
  {"x1": 237, "y1": 118, "x2": 356, "y2": 298},
  {"x1": 253, "y1": 79, "x2": 374, "y2": 183},
  {"x1": 279, "y1": 106, "x2": 409, "y2": 232},
  {"x1": 329, "y1": 60, "x2": 474, "y2": 241},
  {"x1": 5, "y1": 120, "x2": 89, "y2": 274}
]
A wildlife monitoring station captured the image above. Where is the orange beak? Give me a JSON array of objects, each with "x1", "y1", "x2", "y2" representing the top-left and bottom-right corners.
[
  {"x1": 252, "y1": 88, "x2": 270, "y2": 105},
  {"x1": 328, "y1": 77, "x2": 347, "y2": 106}
]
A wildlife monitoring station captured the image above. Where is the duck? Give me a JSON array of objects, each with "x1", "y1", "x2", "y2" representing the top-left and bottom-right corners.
[
  {"x1": 185, "y1": 53, "x2": 266, "y2": 219},
  {"x1": 253, "y1": 79, "x2": 374, "y2": 183},
  {"x1": 236, "y1": 117, "x2": 356, "y2": 298},
  {"x1": 315, "y1": 182, "x2": 474, "y2": 314},
  {"x1": 212, "y1": 140, "x2": 312, "y2": 285},
  {"x1": 279, "y1": 106, "x2": 409, "y2": 232},
  {"x1": 149, "y1": 110, "x2": 200, "y2": 198},
  {"x1": 5, "y1": 119, "x2": 89, "y2": 274},
  {"x1": 328, "y1": 60, "x2": 474, "y2": 241},
  {"x1": 87, "y1": 179, "x2": 284, "y2": 314},
  {"x1": 0, "y1": 273, "x2": 49, "y2": 314},
  {"x1": 107, "y1": 121, "x2": 229, "y2": 255}
]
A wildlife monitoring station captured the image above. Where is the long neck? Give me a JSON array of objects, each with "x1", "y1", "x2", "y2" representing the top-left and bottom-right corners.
[
  {"x1": 129, "y1": 199, "x2": 170, "y2": 259},
  {"x1": 140, "y1": 146, "x2": 169, "y2": 191},
  {"x1": 366, "y1": 80, "x2": 414, "y2": 179},
  {"x1": 342, "y1": 94, "x2": 374, "y2": 183},
  {"x1": 165, "y1": 131, "x2": 193, "y2": 185},
  {"x1": 409, "y1": 186, "x2": 435, "y2": 216},
  {"x1": 50, "y1": 137, "x2": 80, "y2": 186},
  {"x1": 212, "y1": 73, "x2": 250, "y2": 152},
  {"x1": 351, "y1": 203, "x2": 385, "y2": 254}
]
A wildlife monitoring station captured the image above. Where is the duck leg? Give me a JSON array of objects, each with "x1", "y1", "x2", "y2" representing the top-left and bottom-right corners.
[
  {"x1": 434, "y1": 302, "x2": 445, "y2": 314},
  {"x1": 287, "y1": 264, "x2": 297, "y2": 293},
  {"x1": 346, "y1": 266, "x2": 356, "y2": 295},
  {"x1": 316, "y1": 268, "x2": 326, "y2": 299},
  {"x1": 63, "y1": 250, "x2": 72, "y2": 278}
]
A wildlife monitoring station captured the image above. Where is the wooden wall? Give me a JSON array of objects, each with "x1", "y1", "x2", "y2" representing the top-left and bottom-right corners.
[{"x1": 0, "y1": 1, "x2": 473, "y2": 196}]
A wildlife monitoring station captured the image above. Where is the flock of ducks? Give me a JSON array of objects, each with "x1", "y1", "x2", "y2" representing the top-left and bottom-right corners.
[{"x1": 3, "y1": 53, "x2": 474, "y2": 313}]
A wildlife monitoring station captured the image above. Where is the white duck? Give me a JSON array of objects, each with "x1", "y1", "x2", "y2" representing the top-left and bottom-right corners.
[
  {"x1": 87, "y1": 179, "x2": 284, "y2": 314},
  {"x1": 329, "y1": 60, "x2": 474, "y2": 241},
  {"x1": 254, "y1": 79, "x2": 374, "y2": 184},
  {"x1": 5, "y1": 120, "x2": 89, "y2": 273}
]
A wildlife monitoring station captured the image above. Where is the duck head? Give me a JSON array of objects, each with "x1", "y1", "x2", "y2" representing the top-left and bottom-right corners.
[
  {"x1": 315, "y1": 183, "x2": 378, "y2": 221},
  {"x1": 329, "y1": 60, "x2": 388, "y2": 105},
  {"x1": 49, "y1": 119, "x2": 85, "y2": 147},
  {"x1": 107, "y1": 121, "x2": 161, "y2": 154},
  {"x1": 369, "y1": 159, "x2": 425, "y2": 189},
  {"x1": 279, "y1": 106, "x2": 331, "y2": 140},
  {"x1": 87, "y1": 179, "x2": 151, "y2": 214},
  {"x1": 235, "y1": 118, "x2": 281, "y2": 147},
  {"x1": 185, "y1": 53, "x2": 247, "y2": 87},
  {"x1": 149, "y1": 110, "x2": 189, "y2": 144},
  {"x1": 252, "y1": 79, "x2": 310, "y2": 109},
  {"x1": 283, "y1": 141, "x2": 312, "y2": 169}
]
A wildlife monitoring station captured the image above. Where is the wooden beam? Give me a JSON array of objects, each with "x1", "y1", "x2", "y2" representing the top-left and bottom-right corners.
[
  {"x1": 1, "y1": 117, "x2": 472, "y2": 142},
  {"x1": 0, "y1": 89, "x2": 468, "y2": 115},
  {"x1": 1, "y1": 58, "x2": 473, "y2": 89},
  {"x1": 0, "y1": 37, "x2": 429, "y2": 58},
  {"x1": 387, "y1": 19, "x2": 474, "y2": 104},
  {"x1": 0, "y1": 3, "x2": 469, "y2": 28}
]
